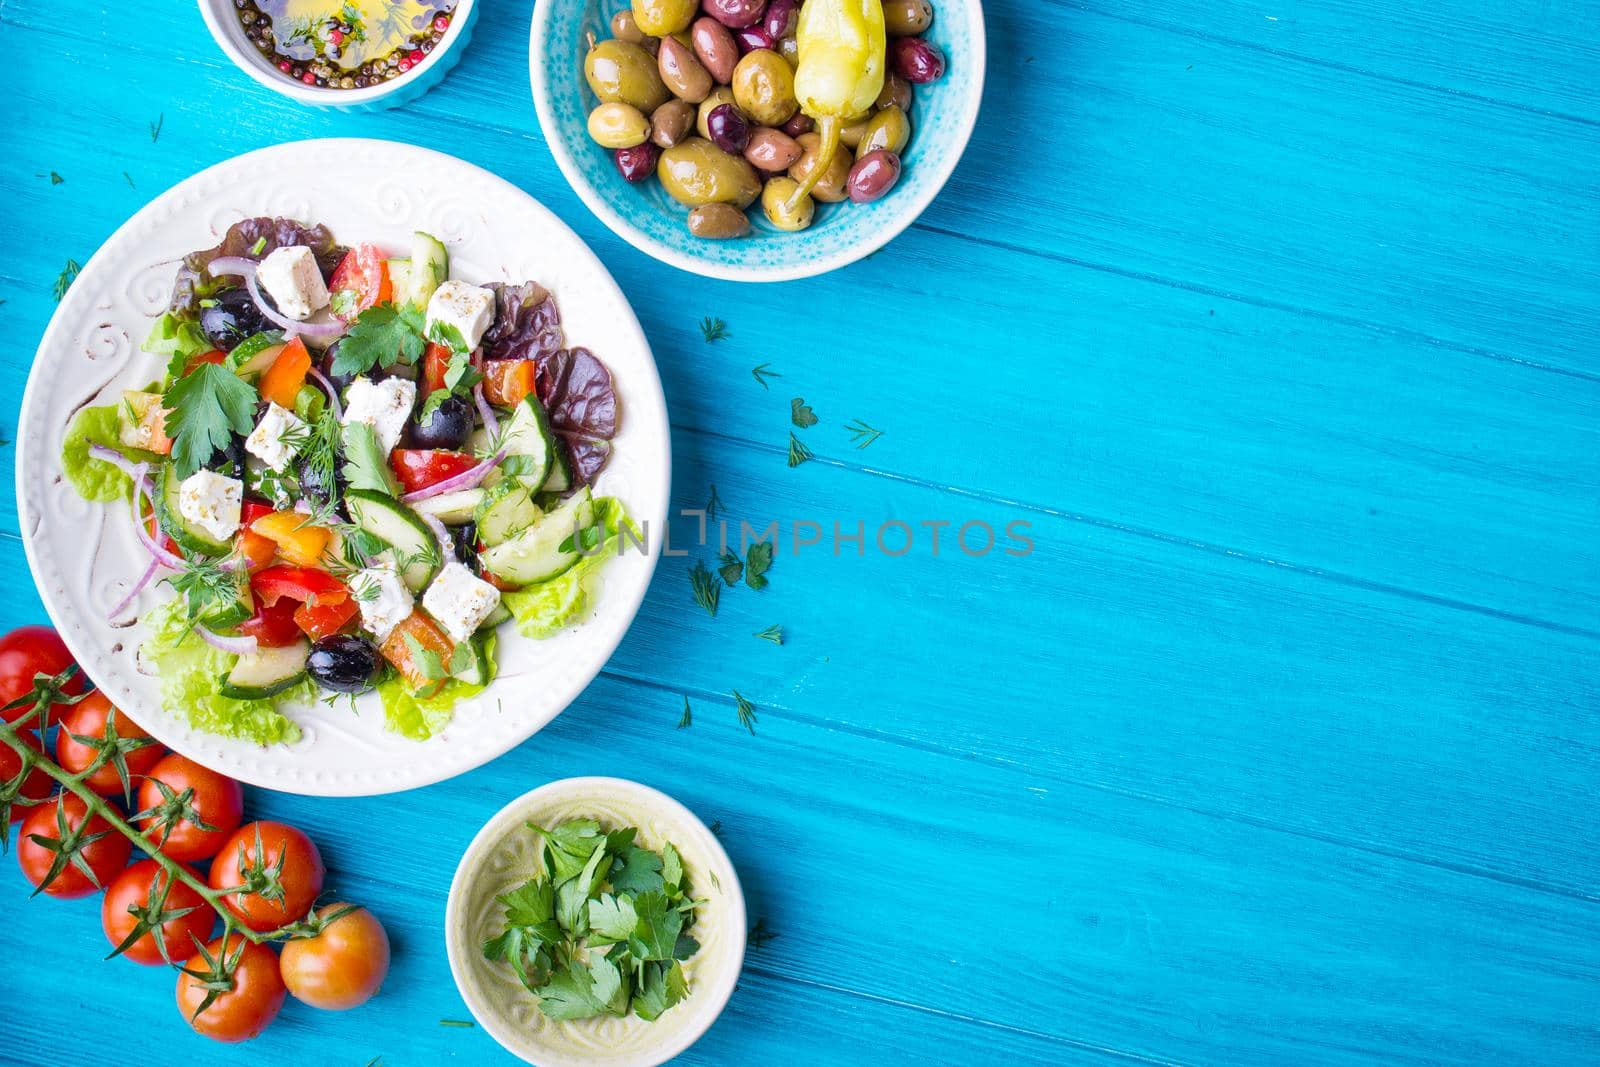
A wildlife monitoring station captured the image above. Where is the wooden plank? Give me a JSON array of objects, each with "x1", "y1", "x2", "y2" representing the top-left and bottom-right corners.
[{"x1": 0, "y1": 42, "x2": 1595, "y2": 636}]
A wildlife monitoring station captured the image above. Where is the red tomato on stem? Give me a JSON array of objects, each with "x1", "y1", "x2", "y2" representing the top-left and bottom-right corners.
[
  {"x1": 54, "y1": 691, "x2": 165, "y2": 797},
  {"x1": 280, "y1": 904, "x2": 391, "y2": 1010},
  {"x1": 17, "y1": 793, "x2": 132, "y2": 898},
  {"x1": 135, "y1": 753, "x2": 244, "y2": 863},
  {"x1": 0, "y1": 626, "x2": 86, "y2": 723},
  {"x1": 102, "y1": 859, "x2": 216, "y2": 965},
  {"x1": 175, "y1": 933, "x2": 287, "y2": 1042},
  {"x1": 209, "y1": 820, "x2": 325, "y2": 932}
]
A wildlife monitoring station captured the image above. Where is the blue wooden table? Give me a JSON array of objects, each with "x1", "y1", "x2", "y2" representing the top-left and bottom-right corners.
[{"x1": 3, "y1": 0, "x2": 1597, "y2": 1063}]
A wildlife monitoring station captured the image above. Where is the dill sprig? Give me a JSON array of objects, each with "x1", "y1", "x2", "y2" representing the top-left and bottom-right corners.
[
  {"x1": 705, "y1": 483, "x2": 723, "y2": 521},
  {"x1": 677, "y1": 696, "x2": 692, "y2": 729},
  {"x1": 786, "y1": 432, "x2": 813, "y2": 468},
  {"x1": 753, "y1": 625, "x2": 783, "y2": 644},
  {"x1": 699, "y1": 317, "x2": 729, "y2": 342},
  {"x1": 845, "y1": 419, "x2": 883, "y2": 449},
  {"x1": 53, "y1": 259, "x2": 81, "y2": 302},
  {"x1": 751, "y1": 363, "x2": 780, "y2": 390},
  {"x1": 689, "y1": 561, "x2": 720, "y2": 617},
  {"x1": 732, "y1": 690, "x2": 757, "y2": 734}
]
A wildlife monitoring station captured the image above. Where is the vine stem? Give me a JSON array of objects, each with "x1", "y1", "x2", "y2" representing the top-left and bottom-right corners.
[{"x1": 0, "y1": 705, "x2": 292, "y2": 948}]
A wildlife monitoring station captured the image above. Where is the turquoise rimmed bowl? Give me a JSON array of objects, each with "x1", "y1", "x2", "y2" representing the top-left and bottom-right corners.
[{"x1": 529, "y1": 0, "x2": 985, "y2": 282}]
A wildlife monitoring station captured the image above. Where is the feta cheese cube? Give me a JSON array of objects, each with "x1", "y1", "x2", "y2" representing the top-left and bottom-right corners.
[
  {"x1": 257, "y1": 245, "x2": 330, "y2": 321},
  {"x1": 350, "y1": 563, "x2": 414, "y2": 643},
  {"x1": 177, "y1": 470, "x2": 243, "y2": 542},
  {"x1": 342, "y1": 376, "x2": 417, "y2": 456},
  {"x1": 424, "y1": 280, "x2": 496, "y2": 352},
  {"x1": 245, "y1": 402, "x2": 307, "y2": 471},
  {"x1": 422, "y1": 562, "x2": 502, "y2": 643}
]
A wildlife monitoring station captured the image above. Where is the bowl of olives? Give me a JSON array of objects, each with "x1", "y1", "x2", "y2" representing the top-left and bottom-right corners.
[{"x1": 530, "y1": 0, "x2": 985, "y2": 281}]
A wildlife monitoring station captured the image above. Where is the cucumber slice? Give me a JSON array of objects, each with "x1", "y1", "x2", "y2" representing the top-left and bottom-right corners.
[
  {"x1": 410, "y1": 488, "x2": 485, "y2": 526},
  {"x1": 542, "y1": 448, "x2": 571, "y2": 494},
  {"x1": 479, "y1": 603, "x2": 511, "y2": 630},
  {"x1": 226, "y1": 335, "x2": 286, "y2": 380},
  {"x1": 405, "y1": 231, "x2": 449, "y2": 309},
  {"x1": 218, "y1": 639, "x2": 309, "y2": 700},
  {"x1": 200, "y1": 573, "x2": 254, "y2": 630},
  {"x1": 345, "y1": 490, "x2": 441, "y2": 593},
  {"x1": 474, "y1": 481, "x2": 543, "y2": 547},
  {"x1": 156, "y1": 465, "x2": 231, "y2": 557},
  {"x1": 386, "y1": 258, "x2": 412, "y2": 306},
  {"x1": 451, "y1": 635, "x2": 493, "y2": 686},
  {"x1": 499, "y1": 395, "x2": 556, "y2": 489},
  {"x1": 480, "y1": 488, "x2": 594, "y2": 587}
]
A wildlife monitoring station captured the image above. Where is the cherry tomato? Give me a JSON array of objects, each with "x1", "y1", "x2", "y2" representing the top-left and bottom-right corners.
[
  {"x1": 17, "y1": 793, "x2": 132, "y2": 898},
  {"x1": 183, "y1": 349, "x2": 228, "y2": 374},
  {"x1": 327, "y1": 245, "x2": 391, "y2": 321},
  {"x1": 0, "y1": 729, "x2": 53, "y2": 820},
  {"x1": 54, "y1": 691, "x2": 164, "y2": 796},
  {"x1": 279, "y1": 904, "x2": 391, "y2": 1010},
  {"x1": 175, "y1": 933, "x2": 287, "y2": 1042},
  {"x1": 482, "y1": 358, "x2": 536, "y2": 408},
  {"x1": 238, "y1": 598, "x2": 302, "y2": 648},
  {"x1": 292, "y1": 597, "x2": 360, "y2": 641},
  {"x1": 422, "y1": 342, "x2": 453, "y2": 393},
  {"x1": 102, "y1": 859, "x2": 216, "y2": 965},
  {"x1": 389, "y1": 449, "x2": 478, "y2": 494},
  {"x1": 135, "y1": 753, "x2": 244, "y2": 863},
  {"x1": 0, "y1": 626, "x2": 86, "y2": 723},
  {"x1": 209, "y1": 821, "x2": 325, "y2": 932}
]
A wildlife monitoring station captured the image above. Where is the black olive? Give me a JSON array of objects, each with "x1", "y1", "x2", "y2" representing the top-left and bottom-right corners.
[
  {"x1": 409, "y1": 395, "x2": 474, "y2": 451},
  {"x1": 307, "y1": 636, "x2": 383, "y2": 694},
  {"x1": 198, "y1": 287, "x2": 271, "y2": 351},
  {"x1": 449, "y1": 522, "x2": 481, "y2": 574},
  {"x1": 208, "y1": 434, "x2": 248, "y2": 481}
]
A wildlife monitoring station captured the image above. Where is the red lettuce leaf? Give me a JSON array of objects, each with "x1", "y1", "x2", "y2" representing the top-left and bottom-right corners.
[
  {"x1": 482, "y1": 281, "x2": 563, "y2": 362},
  {"x1": 536, "y1": 346, "x2": 619, "y2": 487}
]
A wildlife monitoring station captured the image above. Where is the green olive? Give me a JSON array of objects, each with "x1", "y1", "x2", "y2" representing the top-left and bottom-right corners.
[
  {"x1": 761, "y1": 177, "x2": 815, "y2": 232},
  {"x1": 657, "y1": 137, "x2": 763, "y2": 208},
  {"x1": 839, "y1": 116, "x2": 870, "y2": 150},
  {"x1": 731, "y1": 49, "x2": 798, "y2": 127},
  {"x1": 882, "y1": 0, "x2": 934, "y2": 36},
  {"x1": 777, "y1": 34, "x2": 800, "y2": 69},
  {"x1": 650, "y1": 99, "x2": 697, "y2": 148},
  {"x1": 874, "y1": 72, "x2": 912, "y2": 111},
  {"x1": 789, "y1": 131, "x2": 852, "y2": 202},
  {"x1": 585, "y1": 39, "x2": 671, "y2": 113},
  {"x1": 687, "y1": 203, "x2": 753, "y2": 239},
  {"x1": 696, "y1": 87, "x2": 739, "y2": 140},
  {"x1": 857, "y1": 104, "x2": 910, "y2": 158},
  {"x1": 609, "y1": 9, "x2": 645, "y2": 43},
  {"x1": 631, "y1": 0, "x2": 697, "y2": 37},
  {"x1": 587, "y1": 102, "x2": 651, "y2": 148}
]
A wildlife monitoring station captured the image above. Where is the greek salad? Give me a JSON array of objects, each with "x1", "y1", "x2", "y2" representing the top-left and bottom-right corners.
[{"x1": 62, "y1": 217, "x2": 626, "y2": 744}]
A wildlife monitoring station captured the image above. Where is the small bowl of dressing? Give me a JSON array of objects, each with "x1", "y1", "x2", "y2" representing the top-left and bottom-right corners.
[{"x1": 198, "y1": 0, "x2": 479, "y2": 111}]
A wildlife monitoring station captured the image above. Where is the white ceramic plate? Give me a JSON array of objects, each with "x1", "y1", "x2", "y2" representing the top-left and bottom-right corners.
[
  {"x1": 16, "y1": 139, "x2": 670, "y2": 796},
  {"x1": 446, "y1": 777, "x2": 746, "y2": 1067}
]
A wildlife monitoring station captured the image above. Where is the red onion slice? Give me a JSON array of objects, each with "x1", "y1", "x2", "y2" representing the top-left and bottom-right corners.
[
  {"x1": 87, "y1": 443, "x2": 143, "y2": 478},
  {"x1": 207, "y1": 256, "x2": 259, "y2": 279},
  {"x1": 108, "y1": 555, "x2": 160, "y2": 620},
  {"x1": 400, "y1": 447, "x2": 507, "y2": 503},
  {"x1": 417, "y1": 510, "x2": 453, "y2": 559},
  {"x1": 307, "y1": 365, "x2": 343, "y2": 418},
  {"x1": 129, "y1": 467, "x2": 187, "y2": 571},
  {"x1": 195, "y1": 624, "x2": 258, "y2": 657},
  {"x1": 473, "y1": 384, "x2": 500, "y2": 439},
  {"x1": 209, "y1": 254, "x2": 345, "y2": 339}
]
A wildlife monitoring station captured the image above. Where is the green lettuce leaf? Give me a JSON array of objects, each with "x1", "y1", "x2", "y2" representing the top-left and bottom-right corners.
[
  {"x1": 141, "y1": 599, "x2": 304, "y2": 746},
  {"x1": 502, "y1": 497, "x2": 633, "y2": 639},
  {"x1": 142, "y1": 312, "x2": 210, "y2": 383},
  {"x1": 376, "y1": 631, "x2": 498, "y2": 741},
  {"x1": 61, "y1": 404, "x2": 152, "y2": 502}
]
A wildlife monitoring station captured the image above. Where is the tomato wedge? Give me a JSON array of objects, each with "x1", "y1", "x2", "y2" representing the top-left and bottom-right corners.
[
  {"x1": 328, "y1": 245, "x2": 391, "y2": 321},
  {"x1": 422, "y1": 343, "x2": 453, "y2": 394},
  {"x1": 259, "y1": 336, "x2": 312, "y2": 409},
  {"x1": 238, "y1": 598, "x2": 302, "y2": 648},
  {"x1": 184, "y1": 349, "x2": 227, "y2": 375},
  {"x1": 293, "y1": 597, "x2": 360, "y2": 641},
  {"x1": 483, "y1": 359, "x2": 536, "y2": 408},
  {"x1": 379, "y1": 612, "x2": 454, "y2": 696},
  {"x1": 390, "y1": 449, "x2": 478, "y2": 494}
]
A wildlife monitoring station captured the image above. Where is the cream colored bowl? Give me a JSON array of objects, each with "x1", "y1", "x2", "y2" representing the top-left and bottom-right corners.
[{"x1": 445, "y1": 777, "x2": 746, "y2": 1066}]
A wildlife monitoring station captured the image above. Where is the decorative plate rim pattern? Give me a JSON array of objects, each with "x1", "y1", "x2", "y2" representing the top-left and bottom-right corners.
[{"x1": 15, "y1": 138, "x2": 670, "y2": 796}]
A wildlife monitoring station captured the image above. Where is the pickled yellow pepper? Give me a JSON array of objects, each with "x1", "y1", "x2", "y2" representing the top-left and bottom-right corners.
[{"x1": 786, "y1": 0, "x2": 887, "y2": 209}]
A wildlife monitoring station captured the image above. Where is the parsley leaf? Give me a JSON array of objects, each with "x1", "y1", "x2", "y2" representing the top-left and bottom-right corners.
[
  {"x1": 588, "y1": 893, "x2": 639, "y2": 942},
  {"x1": 627, "y1": 890, "x2": 683, "y2": 961},
  {"x1": 717, "y1": 550, "x2": 743, "y2": 587},
  {"x1": 534, "y1": 960, "x2": 609, "y2": 1021},
  {"x1": 162, "y1": 362, "x2": 256, "y2": 477},
  {"x1": 632, "y1": 961, "x2": 689, "y2": 1021},
  {"x1": 341, "y1": 422, "x2": 399, "y2": 496},
  {"x1": 744, "y1": 540, "x2": 773, "y2": 590},
  {"x1": 331, "y1": 304, "x2": 426, "y2": 378},
  {"x1": 790, "y1": 397, "x2": 818, "y2": 428},
  {"x1": 609, "y1": 845, "x2": 665, "y2": 896}
]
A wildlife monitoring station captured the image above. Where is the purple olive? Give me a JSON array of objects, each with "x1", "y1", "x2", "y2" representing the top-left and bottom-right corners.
[
  {"x1": 614, "y1": 142, "x2": 661, "y2": 182},
  {"x1": 762, "y1": 0, "x2": 799, "y2": 39},
  {"x1": 705, "y1": 103, "x2": 752, "y2": 154},
  {"x1": 779, "y1": 110, "x2": 814, "y2": 137},
  {"x1": 702, "y1": 0, "x2": 766, "y2": 30},
  {"x1": 891, "y1": 36, "x2": 946, "y2": 84},
  {"x1": 847, "y1": 149, "x2": 901, "y2": 203},
  {"x1": 734, "y1": 26, "x2": 775, "y2": 53}
]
